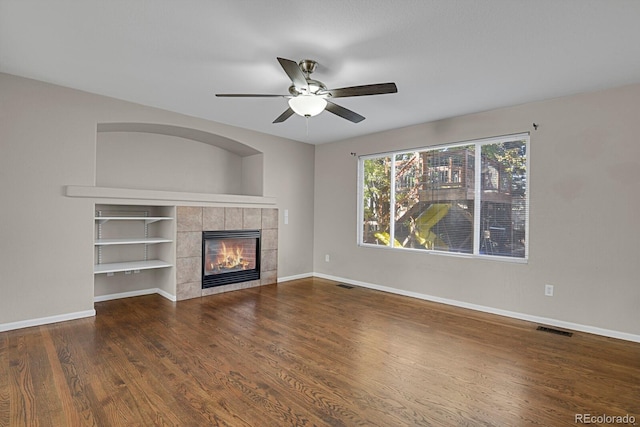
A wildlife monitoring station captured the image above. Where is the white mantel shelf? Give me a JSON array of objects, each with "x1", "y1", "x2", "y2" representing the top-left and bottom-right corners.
[{"x1": 66, "y1": 186, "x2": 276, "y2": 206}]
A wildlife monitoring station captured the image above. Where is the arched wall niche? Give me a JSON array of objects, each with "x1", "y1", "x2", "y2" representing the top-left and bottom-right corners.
[{"x1": 96, "y1": 123, "x2": 264, "y2": 196}]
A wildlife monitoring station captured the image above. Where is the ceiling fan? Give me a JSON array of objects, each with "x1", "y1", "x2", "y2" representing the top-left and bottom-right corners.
[{"x1": 216, "y1": 57, "x2": 397, "y2": 124}]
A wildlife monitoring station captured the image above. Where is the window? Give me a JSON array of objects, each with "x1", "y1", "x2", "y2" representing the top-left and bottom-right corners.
[{"x1": 358, "y1": 133, "x2": 529, "y2": 261}]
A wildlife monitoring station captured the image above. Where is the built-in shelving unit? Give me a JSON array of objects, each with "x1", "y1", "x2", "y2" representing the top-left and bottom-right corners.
[{"x1": 94, "y1": 210, "x2": 173, "y2": 274}]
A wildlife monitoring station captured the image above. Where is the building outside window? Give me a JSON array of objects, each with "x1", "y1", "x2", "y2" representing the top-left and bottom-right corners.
[{"x1": 359, "y1": 133, "x2": 529, "y2": 261}]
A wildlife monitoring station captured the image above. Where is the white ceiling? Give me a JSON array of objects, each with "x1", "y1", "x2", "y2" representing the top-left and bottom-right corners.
[{"x1": 2, "y1": 1, "x2": 640, "y2": 145}]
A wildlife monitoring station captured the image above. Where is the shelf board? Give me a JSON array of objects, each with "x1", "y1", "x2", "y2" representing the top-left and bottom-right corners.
[
  {"x1": 95, "y1": 216, "x2": 173, "y2": 225},
  {"x1": 94, "y1": 260, "x2": 173, "y2": 274},
  {"x1": 95, "y1": 237, "x2": 173, "y2": 246},
  {"x1": 68, "y1": 185, "x2": 277, "y2": 206}
]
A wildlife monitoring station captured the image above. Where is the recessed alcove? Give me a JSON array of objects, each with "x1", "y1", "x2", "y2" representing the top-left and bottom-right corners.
[
  {"x1": 96, "y1": 123, "x2": 264, "y2": 196},
  {"x1": 84, "y1": 123, "x2": 275, "y2": 302}
]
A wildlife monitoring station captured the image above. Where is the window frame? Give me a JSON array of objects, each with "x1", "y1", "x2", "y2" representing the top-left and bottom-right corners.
[{"x1": 357, "y1": 132, "x2": 530, "y2": 263}]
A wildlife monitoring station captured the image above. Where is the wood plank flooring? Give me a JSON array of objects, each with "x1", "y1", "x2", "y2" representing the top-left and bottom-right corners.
[{"x1": 1, "y1": 277, "x2": 639, "y2": 426}]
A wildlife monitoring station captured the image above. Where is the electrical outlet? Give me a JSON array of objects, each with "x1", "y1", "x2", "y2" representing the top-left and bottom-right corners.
[
  {"x1": 545, "y1": 284, "x2": 554, "y2": 297},
  {"x1": 325, "y1": 254, "x2": 330, "y2": 262}
]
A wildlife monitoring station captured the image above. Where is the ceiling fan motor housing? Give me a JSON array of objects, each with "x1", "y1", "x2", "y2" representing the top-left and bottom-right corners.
[
  {"x1": 289, "y1": 79, "x2": 327, "y2": 96},
  {"x1": 299, "y1": 59, "x2": 318, "y2": 76}
]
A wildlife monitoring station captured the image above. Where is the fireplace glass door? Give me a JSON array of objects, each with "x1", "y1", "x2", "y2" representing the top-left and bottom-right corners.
[{"x1": 202, "y1": 230, "x2": 260, "y2": 288}]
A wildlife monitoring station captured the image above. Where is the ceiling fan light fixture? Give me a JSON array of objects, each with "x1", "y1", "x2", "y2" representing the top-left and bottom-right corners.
[{"x1": 288, "y1": 95, "x2": 327, "y2": 117}]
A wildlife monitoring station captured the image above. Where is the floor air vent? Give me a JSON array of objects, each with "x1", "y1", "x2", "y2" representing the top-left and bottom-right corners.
[
  {"x1": 336, "y1": 284, "x2": 354, "y2": 289},
  {"x1": 537, "y1": 326, "x2": 573, "y2": 337}
]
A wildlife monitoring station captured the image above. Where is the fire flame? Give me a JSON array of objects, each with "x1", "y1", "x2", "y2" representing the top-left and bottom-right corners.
[{"x1": 210, "y1": 241, "x2": 250, "y2": 272}]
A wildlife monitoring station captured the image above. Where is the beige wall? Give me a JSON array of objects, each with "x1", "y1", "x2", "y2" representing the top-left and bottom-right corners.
[
  {"x1": 0, "y1": 72, "x2": 315, "y2": 325},
  {"x1": 96, "y1": 132, "x2": 244, "y2": 194},
  {"x1": 2, "y1": 70, "x2": 638, "y2": 338},
  {"x1": 314, "y1": 83, "x2": 640, "y2": 336}
]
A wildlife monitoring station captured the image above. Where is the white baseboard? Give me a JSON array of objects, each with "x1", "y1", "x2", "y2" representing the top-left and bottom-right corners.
[
  {"x1": 277, "y1": 272, "x2": 314, "y2": 283},
  {"x1": 94, "y1": 288, "x2": 157, "y2": 302},
  {"x1": 313, "y1": 272, "x2": 640, "y2": 343},
  {"x1": 155, "y1": 288, "x2": 177, "y2": 302},
  {"x1": 6, "y1": 275, "x2": 637, "y2": 344},
  {"x1": 0, "y1": 309, "x2": 96, "y2": 333},
  {"x1": 94, "y1": 288, "x2": 176, "y2": 302},
  {"x1": 1, "y1": 289, "x2": 177, "y2": 332}
]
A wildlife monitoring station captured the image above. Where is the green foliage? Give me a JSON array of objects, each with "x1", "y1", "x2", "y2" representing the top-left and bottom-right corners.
[
  {"x1": 363, "y1": 157, "x2": 391, "y2": 234},
  {"x1": 482, "y1": 140, "x2": 527, "y2": 195}
]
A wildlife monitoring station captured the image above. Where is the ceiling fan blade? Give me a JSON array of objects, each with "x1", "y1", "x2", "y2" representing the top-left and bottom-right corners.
[
  {"x1": 277, "y1": 57, "x2": 309, "y2": 91},
  {"x1": 325, "y1": 101, "x2": 365, "y2": 123},
  {"x1": 216, "y1": 94, "x2": 287, "y2": 98},
  {"x1": 327, "y1": 82, "x2": 397, "y2": 98},
  {"x1": 273, "y1": 107, "x2": 295, "y2": 123}
]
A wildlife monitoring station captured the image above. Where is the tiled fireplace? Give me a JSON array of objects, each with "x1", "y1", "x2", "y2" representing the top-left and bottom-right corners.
[{"x1": 176, "y1": 206, "x2": 278, "y2": 301}]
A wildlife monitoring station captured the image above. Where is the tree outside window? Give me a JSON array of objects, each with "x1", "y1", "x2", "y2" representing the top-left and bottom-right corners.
[{"x1": 359, "y1": 134, "x2": 529, "y2": 260}]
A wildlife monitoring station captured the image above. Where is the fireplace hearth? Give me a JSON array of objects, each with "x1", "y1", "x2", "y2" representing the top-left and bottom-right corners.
[{"x1": 202, "y1": 230, "x2": 260, "y2": 288}]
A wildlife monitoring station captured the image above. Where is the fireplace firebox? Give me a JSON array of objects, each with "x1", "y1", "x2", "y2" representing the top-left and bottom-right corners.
[{"x1": 202, "y1": 230, "x2": 261, "y2": 288}]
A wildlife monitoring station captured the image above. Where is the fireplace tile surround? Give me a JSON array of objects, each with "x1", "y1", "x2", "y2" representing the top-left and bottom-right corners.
[{"x1": 176, "y1": 206, "x2": 278, "y2": 301}]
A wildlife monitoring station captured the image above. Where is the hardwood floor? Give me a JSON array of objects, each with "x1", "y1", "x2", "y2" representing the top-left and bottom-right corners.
[{"x1": 1, "y1": 277, "x2": 639, "y2": 426}]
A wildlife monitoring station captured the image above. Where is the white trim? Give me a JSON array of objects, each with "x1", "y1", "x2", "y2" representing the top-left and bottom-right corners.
[
  {"x1": 356, "y1": 157, "x2": 364, "y2": 246},
  {"x1": 312, "y1": 272, "x2": 640, "y2": 343},
  {"x1": 1, "y1": 289, "x2": 179, "y2": 332},
  {"x1": 389, "y1": 156, "x2": 396, "y2": 246},
  {"x1": 524, "y1": 133, "x2": 531, "y2": 260},
  {"x1": 358, "y1": 132, "x2": 531, "y2": 160},
  {"x1": 4, "y1": 275, "x2": 637, "y2": 343},
  {"x1": 156, "y1": 288, "x2": 177, "y2": 302},
  {"x1": 0, "y1": 309, "x2": 96, "y2": 333},
  {"x1": 66, "y1": 185, "x2": 276, "y2": 206},
  {"x1": 94, "y1": 288, "x2": 176, "y2": 302},
  {"x1": 94, "y1": 288, "x2": 156, "y2": 302},
  {"x1": 473, "y1": 142, "x2": 482, "y2": 255},
  {"x1": 277, "y1": 272, "x2": 314, "y2": 283}
]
